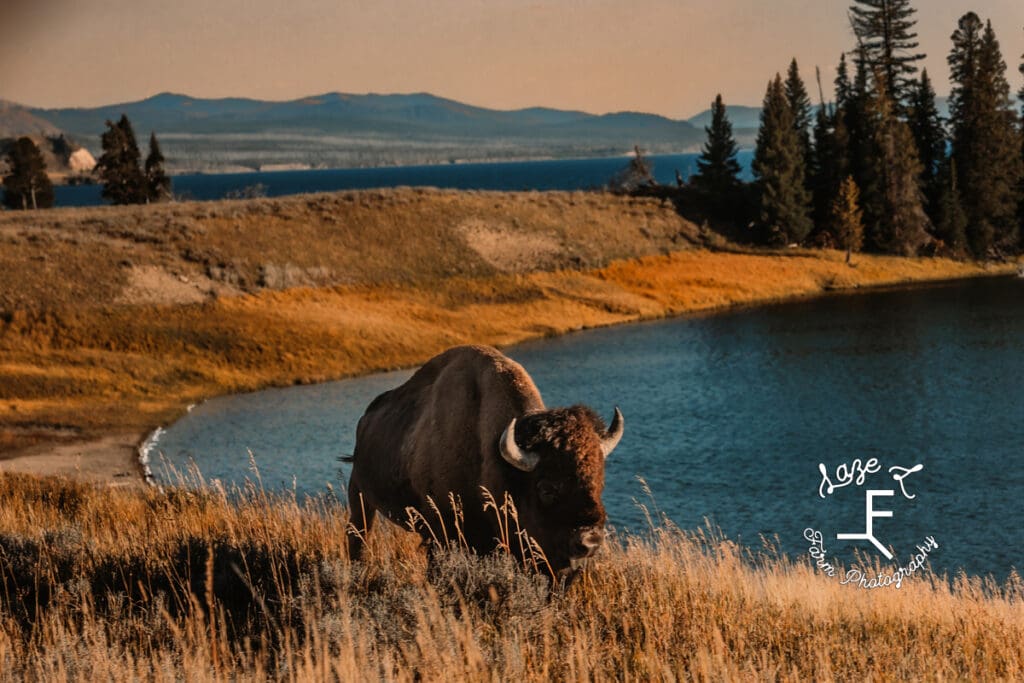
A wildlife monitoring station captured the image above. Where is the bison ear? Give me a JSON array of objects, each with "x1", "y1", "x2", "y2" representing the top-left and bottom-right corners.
[
  {"x1": 600, "y1": 407, "x2": 624, "y2": 459},
  {"x1": 499, "y1": 418, "x2": 539, "y2": 472}
]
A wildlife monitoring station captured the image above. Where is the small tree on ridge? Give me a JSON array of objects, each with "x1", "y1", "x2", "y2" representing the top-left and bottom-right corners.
[
  {"x1": 97, "y1": 114, "x2": 147, "y2": 205},
  {"x1": 691, "y1": 94, "x2": 742, "y2": 198},
  {"x1": 2, "y1": 137, "x2": 54, "y2": 210},
  {"x1": 145, "y1": 132, "x2": 172, "y2": 203}
]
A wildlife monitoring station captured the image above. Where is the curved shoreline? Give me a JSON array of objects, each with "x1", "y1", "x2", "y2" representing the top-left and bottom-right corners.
[
  {"x1": 1, "y1": 189, "x2": 1019, "y2": 485},
  {"x1": 3, "y1": 254, "x2": 1016, "y2": 488}
]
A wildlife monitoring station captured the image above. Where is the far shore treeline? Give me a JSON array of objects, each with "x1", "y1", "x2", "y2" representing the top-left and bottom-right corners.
[{"x1": 3, "y1": 2, "x2": 1024, "y2": 262}]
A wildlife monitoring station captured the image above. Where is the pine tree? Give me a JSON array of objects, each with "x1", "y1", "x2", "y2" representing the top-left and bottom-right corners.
[
  {"x1": 834, "y1": 53, "x2": 853, "y2": 110},
  {"x1": 784, "y1": 58, "x2": 813, "y2": 183},
  {"x1": 145, "y1": 132, "x2": 172, "y2": 203},
  {"x1": 97, "y1": 114, "x2": 147, "y2": 205},
  {"x1": 849, "y1": 0, "x2": 925, "y2": 107},
  {"x1": 2, "y1": 137, "x2": 55, "y2": 210},
  {"x1": 691, "y1": 94, "x2": 742, "y2": 198},
  {"x1": 906, "y1": 69, "x2": 946, "y2": 207},
  {"x1": 752, "y1": 75, "x2": 813, "y2": 245},
  {"x1": 811, "y1": 104, "x2": 839, "y2": 230},
  {"x1": 932, "y1": 158, "x2": 968, "y2": 254},
  {"x1": 824, "y1": 54, "x2": 857, "y2": 234},
  {"x1": 811, "y1": 63, "x2": 850, "y2": 233},
  {"x1": 829, "y1": 176, "x2": 866, "y2": 259},
  {"x1": 845, "y1": 48, "x2": 882, "y2": 233},
  {"x1": 864, "y1": 75, "x2": 931, "y2": 255},
  {"x1": 948, "y1": 14, "x2": 1024, "y2": 255}
]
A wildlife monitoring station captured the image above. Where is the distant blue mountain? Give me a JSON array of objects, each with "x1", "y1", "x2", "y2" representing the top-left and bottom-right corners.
[
  {"x1": 33, "y1": 91, "x2": 700, "y2": 144},
  {"x1": 24, "y1": 92, "x2": 713, "y2": 172},
  {"x1": 686, "y1": 104, "x2": 763, "y2": 130}
]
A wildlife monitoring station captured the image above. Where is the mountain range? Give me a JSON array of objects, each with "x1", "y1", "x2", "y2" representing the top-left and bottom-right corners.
[
  {"x1": 4, "y1": 91, "x2": 952, "y2": 176},
  {"x1": 14, "y1": 92, "x2": 735, "y2": 173}
]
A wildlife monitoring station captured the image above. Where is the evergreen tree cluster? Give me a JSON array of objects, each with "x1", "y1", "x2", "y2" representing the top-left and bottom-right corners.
[
  {"x1": 96, "y1": 115, "x2": 171, "y2": 205},
  {"x1": 690, "y1": 2, "x2": 1024, "y2": 259},
  {"x1": 2, "y1": 137, "x2": 55, "y2": 210}
]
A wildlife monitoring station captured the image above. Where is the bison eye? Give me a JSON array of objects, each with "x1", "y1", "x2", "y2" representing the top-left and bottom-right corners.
[{"x1": 536, "y1": 480, "x2": 562, "y2": 506}]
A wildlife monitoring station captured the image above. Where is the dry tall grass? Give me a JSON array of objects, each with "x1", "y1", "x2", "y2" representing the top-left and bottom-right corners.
[{"x1": 0, "y1": 471, "x2": 1021, "y2": 681}]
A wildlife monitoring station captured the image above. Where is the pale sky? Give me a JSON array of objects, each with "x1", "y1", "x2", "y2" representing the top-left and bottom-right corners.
[{"x1": 1, "y1": 0, "x2": 1021, "y2": 118}]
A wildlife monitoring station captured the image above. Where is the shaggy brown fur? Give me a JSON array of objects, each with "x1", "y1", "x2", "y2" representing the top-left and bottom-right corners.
[{"x1": 346, "y1": 345, "x2": 620, "y2": 577}]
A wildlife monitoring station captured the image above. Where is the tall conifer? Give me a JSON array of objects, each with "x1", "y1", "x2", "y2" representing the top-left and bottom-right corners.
[
  {"x1": 752, "y1": 75, "x2": 813, "y2": 245},
  {"x1": 849, "y1": 0, "x2": 925, "y2": 107},
  {"x1": 692, "y1": 94, "x2": 742, "y2": 198},
  {"x1": 864, "y1": 76, "x2": 931, "y2": 255},
  {"x1": 811, "y1": 64, "x2": 850, "y2": 232},
  {"x1": 845, "y1": 48, "x2": 881, "y2": 234},
  {"x1": 811, "y1": 104, "x2": 840, "y2": 230},
  {"x1": 907, "y1": 70, "x2": 947, "y2": 213},
  {"x1": 145, "y1": 132, "x2": 172, "y2": 203},
  {"x1": 97, "y1": 114, "x2": 147, "y2": 205},
  {"x1": 826, "y1": 54, "x2": 858, "y2": 238},
  {"x1": 948, "y1": 14, "x2": 1023, "y2": 255},
  {"x1": 784, "y1": 58, "x2": 813, "y2": 185},
  {"x1": 834, "y1": 54, "x2": 852, "y2": 110}
]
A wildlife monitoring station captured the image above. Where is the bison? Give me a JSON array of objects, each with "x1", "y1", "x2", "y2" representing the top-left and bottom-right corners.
[{"x1": 344, "y1": 345, "x2": 623, "y2": 578}]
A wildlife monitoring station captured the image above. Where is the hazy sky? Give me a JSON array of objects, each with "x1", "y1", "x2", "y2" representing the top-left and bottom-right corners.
[{"x1": 1, "y1": 0, "x2": 1021, "y2": 118}]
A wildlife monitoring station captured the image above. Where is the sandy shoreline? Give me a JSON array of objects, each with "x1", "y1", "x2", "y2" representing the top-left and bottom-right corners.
[{"x1": 0, "y1": 432, "x2": 147, "y2": 489}]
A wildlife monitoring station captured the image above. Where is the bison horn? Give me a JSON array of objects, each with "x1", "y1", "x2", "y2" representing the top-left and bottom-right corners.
[
  {"x1": 499, "y1": 418, "x2": 539, "y2": 472},
  {"x1": 600, "y1": 407, "x2": 625, "y2": 458}
]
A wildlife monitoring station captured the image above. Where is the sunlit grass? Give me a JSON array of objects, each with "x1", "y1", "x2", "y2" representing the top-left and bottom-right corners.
[{"x1": 0, "y1": 471, "x2": 1021, "y2": 681}]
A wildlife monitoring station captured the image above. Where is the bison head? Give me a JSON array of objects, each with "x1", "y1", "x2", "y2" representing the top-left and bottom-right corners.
[{"x1": 498, "y1": 405, "x2": 623, "y2": 577}]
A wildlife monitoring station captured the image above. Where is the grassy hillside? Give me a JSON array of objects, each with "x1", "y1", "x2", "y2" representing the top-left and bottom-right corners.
[
  {"x1": 0, "y1": 472, "x2": 1020, "y2": 680},
  {"x1": 0, "y1": 188, "x2": 1012, "y2": 460},
  {"x1": 0, "y1": 100, "x2": 61, "y2": 138}
]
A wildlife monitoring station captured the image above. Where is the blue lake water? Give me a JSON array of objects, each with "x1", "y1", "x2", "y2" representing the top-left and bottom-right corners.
[
  {"x1": 152, "y1": 277, "x2": 1024, "y2": 579},
  {"x1": 53, "y1": 152, "x2": 754, "y2": 207}
]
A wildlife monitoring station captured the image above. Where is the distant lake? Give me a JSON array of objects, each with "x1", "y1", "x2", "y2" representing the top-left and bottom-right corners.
[
  {"x1": 151, "y1": 276, "x2": 1024, "y2": 580},
  {"x1": 53, "y1": 152, "x2": 754, "y2": 207}
]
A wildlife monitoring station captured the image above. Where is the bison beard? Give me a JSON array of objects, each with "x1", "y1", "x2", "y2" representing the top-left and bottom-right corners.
[{"x1": 344, "y1": 345, "x2": 623, "y2": 580}]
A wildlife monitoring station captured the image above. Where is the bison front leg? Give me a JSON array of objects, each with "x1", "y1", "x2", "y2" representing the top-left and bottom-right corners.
[{"x1": 347, "y1": 479, "x2": 377, "y2": 562}]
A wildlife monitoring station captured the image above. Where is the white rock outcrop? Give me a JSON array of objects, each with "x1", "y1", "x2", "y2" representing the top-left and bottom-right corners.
[{"x1": 68, "y1": 147, "x2": 96, "y2": 173}]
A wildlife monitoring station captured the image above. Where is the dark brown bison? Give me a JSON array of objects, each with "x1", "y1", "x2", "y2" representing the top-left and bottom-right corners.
[{"x1": 345, "y1": 345, "x2": 623, "y2": 577}]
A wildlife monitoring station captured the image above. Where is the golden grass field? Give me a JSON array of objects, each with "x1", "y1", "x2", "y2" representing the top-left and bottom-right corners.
[
  {"x1": 1, "y1": 190, "x2": 1022, "y2": 680},
  {"x1": 0, "y1": 472, "x2": 1021, "y2": 681}
]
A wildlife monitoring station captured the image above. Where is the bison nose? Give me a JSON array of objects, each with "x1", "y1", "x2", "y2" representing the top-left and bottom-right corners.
[{"x1": 570, "y1": 526, "x2": 605, "y2": 559}]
